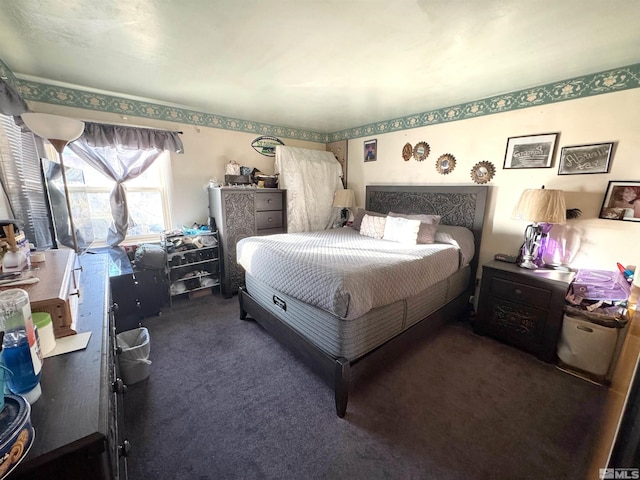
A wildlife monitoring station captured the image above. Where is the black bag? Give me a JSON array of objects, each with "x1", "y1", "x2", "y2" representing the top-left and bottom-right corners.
[{"x1": 134, "y1": 244, "x2": 166, "y2": 270}]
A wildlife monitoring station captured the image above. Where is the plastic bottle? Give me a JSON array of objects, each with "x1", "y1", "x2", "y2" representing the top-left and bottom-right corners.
[{"x1": 0, "y1": 288, "x2": 42, "y2": 403}]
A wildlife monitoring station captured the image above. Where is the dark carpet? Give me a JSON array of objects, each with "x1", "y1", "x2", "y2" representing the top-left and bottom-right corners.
[{"x1": 123, "y1": 294, "x2": 607, "y2": 480}]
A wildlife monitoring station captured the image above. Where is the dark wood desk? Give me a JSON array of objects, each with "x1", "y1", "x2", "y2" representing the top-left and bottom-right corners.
[{"x1": 12, "y1": 252, "x2": 128, "y2": 480}]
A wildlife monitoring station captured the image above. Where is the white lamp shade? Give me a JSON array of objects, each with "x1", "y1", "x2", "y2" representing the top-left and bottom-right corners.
[
  {"x1": 21, "y1": 112, "x2": 85, "y2": 142},
  {"x1": 512, "y1": 188, "x2": 566, "y2": 224},
  {"x1": 332, "y1": 189, "x2": 356, "y2": 208}
]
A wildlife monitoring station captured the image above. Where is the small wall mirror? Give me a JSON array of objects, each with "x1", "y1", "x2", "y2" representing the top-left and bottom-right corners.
[{"x1": 413, "y1": 142, "x2": 430, "y2": 161}]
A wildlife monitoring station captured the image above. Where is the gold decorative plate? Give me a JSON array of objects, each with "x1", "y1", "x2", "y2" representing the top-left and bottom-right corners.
[
  {"x1": 402, "y1": 143, "x2": 413, "y2": 161},
  {"x1": 470, "y1": 161, "x2": 496, "y2": 184},
  {"x1": 436, "y1": 153, "x2": 456, "y2": 175},
  {"x1": 413, "y1": 142, "x2": 430, "y2": 161}
]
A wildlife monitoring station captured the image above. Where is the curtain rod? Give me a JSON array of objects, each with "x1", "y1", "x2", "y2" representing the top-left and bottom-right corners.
[{"x1": 81, "y1": 119, "x2": 183, "y2": 134}]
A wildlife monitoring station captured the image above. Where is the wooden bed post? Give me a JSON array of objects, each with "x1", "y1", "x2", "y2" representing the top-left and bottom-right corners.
[
  {"x1": 334, "y1": 358, "x2": 351, "y2": 418},
  {"x1": 239, "y1": 286, "x2": 248, "y2": 320}
]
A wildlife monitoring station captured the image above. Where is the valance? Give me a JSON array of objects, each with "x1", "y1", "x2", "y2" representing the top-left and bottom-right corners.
[
  {"x1": 81, "y1": 122, "x2": 184, "y2": 153},
  {"x1": 0, "y1": 78, "x2": 28, "y2": 116}
]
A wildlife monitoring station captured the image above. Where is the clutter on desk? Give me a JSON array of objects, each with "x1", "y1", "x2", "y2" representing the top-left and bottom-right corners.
[{"x1": 0, "y1": 220, "x2": 30, "y2": 272}]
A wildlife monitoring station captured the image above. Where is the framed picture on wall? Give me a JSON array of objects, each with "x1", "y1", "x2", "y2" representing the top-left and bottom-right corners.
[
  {"x1": 503, "y1": 133, "x2": 558, "y2": 169},
  {"x1": 557, "y1": 142, "x2": 614, "y2": 175},
  {"x1": 364, "y1": 139, "x2": 377, "y2": 162},
  {"x1": 599, "y1": 180, "x2": 640, "y2": 222}
]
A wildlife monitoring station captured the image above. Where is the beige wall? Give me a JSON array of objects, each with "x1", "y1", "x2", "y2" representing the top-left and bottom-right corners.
[
  {"x1": 29, "y1": 89, "x2": 640, "y2": 272},
  {"x1": 346, "y1": 89, "x2": 640, "y2": 273},
  {"x1": 29, "y1": 103, "x2": 324, "y2": 228}
]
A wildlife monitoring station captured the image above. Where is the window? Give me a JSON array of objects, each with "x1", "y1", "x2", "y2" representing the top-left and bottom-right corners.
[
  {"x1": 0, "y1": 114, "x2": 54, "y2": 249},
  {"x1": 57, "y1": 146, "x2": 172, "y2": 245}
]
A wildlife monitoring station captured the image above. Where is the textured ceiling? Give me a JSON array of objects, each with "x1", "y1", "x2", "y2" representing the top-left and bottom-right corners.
[{"x1": 1, "y1": 0, "x2": 639, "y2": 134}]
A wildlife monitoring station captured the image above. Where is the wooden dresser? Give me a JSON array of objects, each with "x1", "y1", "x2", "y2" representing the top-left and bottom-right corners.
[
  {"x1": 2, "y1": 249, "x2": 81, "y2": 338},
  {"x1": 12, "y1": 252, "x2": 128, "y2": 479},
  {"x1": 208, "y1": 187, "x2": 287, "y2": 298}
]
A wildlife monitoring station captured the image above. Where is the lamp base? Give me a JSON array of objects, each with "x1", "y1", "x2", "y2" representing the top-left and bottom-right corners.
[{"x1": 519, "y1": 257, "x2": 539, "y2": 269}]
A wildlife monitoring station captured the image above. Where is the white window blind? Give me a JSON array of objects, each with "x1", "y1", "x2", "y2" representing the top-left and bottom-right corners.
[{"x1": 0, "y1": 114, "x2": 54, "y2": 248}]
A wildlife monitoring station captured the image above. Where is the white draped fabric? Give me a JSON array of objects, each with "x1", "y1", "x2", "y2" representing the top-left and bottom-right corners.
[{"x1": 274, "y1": 146, "x2": 343, "y2": 232}]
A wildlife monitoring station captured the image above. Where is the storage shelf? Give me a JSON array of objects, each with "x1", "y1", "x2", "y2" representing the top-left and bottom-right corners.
[
  {"x1": 170, "y1": 281, "x2": 221, "y2": 297},
  {"x1": 168, "y1": 258, "x2": 219, "y2": 270},
  {"x1": 170, "y1": 271, "x2": 217, "y2": 283},
  {"x1": 167, "y1": 245, "x2": 218, "y2": 260},
  {"x1": 162, "y1": 230, "x2": 220, "y2": 306}
]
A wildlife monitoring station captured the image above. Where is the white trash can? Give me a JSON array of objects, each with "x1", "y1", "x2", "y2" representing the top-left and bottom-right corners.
[
  {"x1": 557, "y1": 314, "x2": 618, "y2": 377},
  {"x1": 116, "y1": 327, "x2": 151, "y2": 385}
]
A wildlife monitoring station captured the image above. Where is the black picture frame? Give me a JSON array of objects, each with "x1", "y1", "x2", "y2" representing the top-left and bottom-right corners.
[
  {"x1": 558, "y1": 142, "x2": 614, "y2": 175},
  {"x1": 364, "y1": 139, "x2": 377, "y2": 162},
  {"x1": 503, "y1": 133, "x2": 558, "y2": 169},
  {"x1": 599, "y1": 180, "x2": 640, "y2": 222}
]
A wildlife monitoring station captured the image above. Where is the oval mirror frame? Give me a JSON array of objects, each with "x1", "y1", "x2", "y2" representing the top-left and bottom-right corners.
[{"x1": 402, "y1": 143, "x2": 413, "y2": 161}]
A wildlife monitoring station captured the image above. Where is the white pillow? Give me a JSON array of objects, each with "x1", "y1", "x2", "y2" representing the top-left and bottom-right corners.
[
  {"x1": 383, "y1": 216, "x2": 421, "y2": 244},
  {"x1": 359, "y1": 214, "x2": 387, "y2": 239}
]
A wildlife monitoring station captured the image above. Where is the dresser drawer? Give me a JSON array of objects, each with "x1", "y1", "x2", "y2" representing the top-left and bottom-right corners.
[
  {"x1": 490, "y1": 277, "x2": 551, "y2": 310},
  {"x1": 256, "y1": 210, "x2": 283, "y2": 230},
  {"x1": 256, "y1": 192, "x2": 283, "y2": 211}
]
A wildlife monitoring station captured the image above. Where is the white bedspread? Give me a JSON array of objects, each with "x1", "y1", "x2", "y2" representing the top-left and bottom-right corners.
[{"x1": 237, "y1": 227, "x2": 471, "y2": 320}]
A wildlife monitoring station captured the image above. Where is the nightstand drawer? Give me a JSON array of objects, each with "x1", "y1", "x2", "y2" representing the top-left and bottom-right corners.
[
  {"x1": 256, "y1": 192, "x2": 283, "y2": 211},
  {"x1": 490, "y1": 277, "x2": 551, "y2": 309},
  {"x1": 256, "y1": 210, "x2": 283, "y2": 230},
  {"x1": 484, "y1": 298, "x2": 547, "y2": 350}
]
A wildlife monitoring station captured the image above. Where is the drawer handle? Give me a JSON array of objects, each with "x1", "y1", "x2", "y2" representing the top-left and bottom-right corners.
[
  {"x1": 514, "y1": 288, "x2": 522, "y2": 295},
  {"x1": 119, "y1": 440, "x2": 131, "y2": 458},
  {"x1": 112, "y1": 378, "x2": 128, "y2": 394},
  {"x1": 267, "y1": 198, "x2": 272, "y2": 203},
  {"x1": 268, "y1": 217, "x2": 273, "y2": 222},
  {"x1": 577, "y1": 325, "x2": 594, "y2": 333}
]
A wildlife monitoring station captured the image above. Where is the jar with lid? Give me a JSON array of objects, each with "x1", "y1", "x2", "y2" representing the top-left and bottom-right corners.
[{"x1": 0, "y1": 288, "x2": 42, "y2": 403}]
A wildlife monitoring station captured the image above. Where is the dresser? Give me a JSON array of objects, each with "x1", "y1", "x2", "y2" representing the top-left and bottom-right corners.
[
  {"x1": 12, "y1": 253, "x2": 128, "y2": 479},
  {"x1": 474, "y1": 261, "x2": 575, "y2": 363},
  {"x1": 208, "y1": 187, "x2": 287, "y2": 298},
  {"x1": 2, "y1": 249, "x2": 82, "y2": 338}
]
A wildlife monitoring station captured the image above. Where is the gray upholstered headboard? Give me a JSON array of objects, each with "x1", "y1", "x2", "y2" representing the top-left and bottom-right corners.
[{"x1": 365, "y1": 184, "x2": 489, "y2": 283}]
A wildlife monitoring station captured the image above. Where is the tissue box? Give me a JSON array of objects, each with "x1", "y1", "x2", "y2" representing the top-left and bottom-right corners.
[{"x1": 573, "y1": 269, "x2": 630, "y2": 301}]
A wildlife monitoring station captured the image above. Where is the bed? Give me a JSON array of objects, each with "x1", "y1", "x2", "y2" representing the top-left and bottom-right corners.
[{"x1": 237, "y1": 185, "x2": 488, "y2": 417}]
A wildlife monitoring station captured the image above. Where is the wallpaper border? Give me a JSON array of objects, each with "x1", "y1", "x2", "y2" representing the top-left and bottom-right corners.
[
  {"x1": 327, "y1": 63, "x2": 640, "y2": 142},
  {"x1": 3, "y1": 58, "x2": 639, "y2": 143},
  {"x1": 0, "y1": 58, "x2": 20, "y2": 90}
]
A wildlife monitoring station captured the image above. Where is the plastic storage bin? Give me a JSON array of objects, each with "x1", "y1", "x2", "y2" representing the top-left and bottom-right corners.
[
  {"x1": 116, "y1": 327, "x2": 151, "y2": 385},
  {"x1": 557, "y1": 314, "x2": 618, "y2": 377}
]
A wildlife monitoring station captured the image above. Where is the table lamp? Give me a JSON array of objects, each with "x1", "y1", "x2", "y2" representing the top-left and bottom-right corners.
[
  {"x1": 21, "y1": 113, "x2": 85, "y2": 252},
  {"x1": 332, "y1": 189, "x2": 356, "y2": 226},
  {"x1": 512, "y1": 186, "x2": 566, "y2": 269}
]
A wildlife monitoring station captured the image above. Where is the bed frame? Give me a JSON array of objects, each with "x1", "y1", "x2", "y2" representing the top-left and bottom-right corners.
[{"x1": 239, "y1": 185, "x2": 488, "y2": 417}]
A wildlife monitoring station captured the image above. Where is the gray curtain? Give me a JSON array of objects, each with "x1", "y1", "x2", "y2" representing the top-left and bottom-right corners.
[
  {"x1": 0, "y1": 78, "x2": 28, "y2": 116},
  {"x1": 69, "y1": 122, "x2": 183, "y2": 246}
]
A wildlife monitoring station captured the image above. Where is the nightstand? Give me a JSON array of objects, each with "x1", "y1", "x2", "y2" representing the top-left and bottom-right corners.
[{"x1": 474, "y1": 261, "x2": 576, "y2": 363}]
